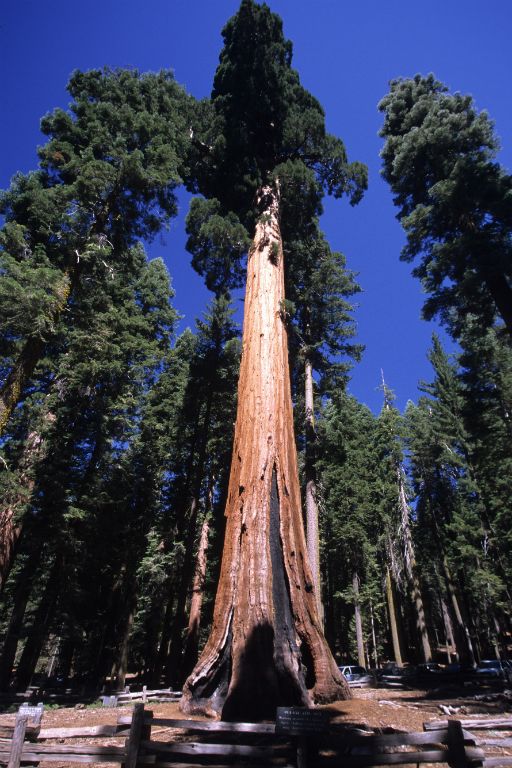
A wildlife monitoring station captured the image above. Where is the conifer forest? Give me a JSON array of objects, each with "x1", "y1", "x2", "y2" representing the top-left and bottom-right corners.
[{"x1": 1, "y1": 1, "x2": 512, "y2": 720}]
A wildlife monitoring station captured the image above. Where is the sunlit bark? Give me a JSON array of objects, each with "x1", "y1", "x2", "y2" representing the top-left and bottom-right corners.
[
  {"x1": 304, "y1": 356, "x2": 323, "y2": 622},
  {"x1": 398, "y1": 471, "x2": 432, "y2": 662},
  {"x1": 352, "y1": 571, "x2": 365, "y2": 668},
  {"x1": 385, "y1": 566, "x2": 403, "y2": 667},
  {"x1": 181, "y1": 184, "x2": 349, "y2": 720}
]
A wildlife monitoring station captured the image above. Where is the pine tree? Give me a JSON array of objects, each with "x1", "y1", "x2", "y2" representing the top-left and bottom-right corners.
[
  {"x1": 162, "y1": 297, "x2": 240, "y2": 687},
  {"x1": 404, "y1": 337, "x2": 486, "y2": 664},
  {"x1": 457, "y1": 325, "x2": 512, "y2": 645},
  {"x1": 128, "y1": 298, "x2": 240, "y2": 688},
  {"x1": 375, "y1": 381, "x2": 432, "y2": 664},
  {"x1": 318, "y1": 394, "x2": 384, "y2": 667},
  {"x1": 282, "y1": 224, "x2": 362, "y2": 620},
  {"x1": 379, "y1": 74, "x2": 512, "y2": 338},
  {"x1": 0, "y1": 247, "x2": 178, "y2": 691},
  {"x1": 0, "y1": 67, "x2": 190, "y2": 433}
]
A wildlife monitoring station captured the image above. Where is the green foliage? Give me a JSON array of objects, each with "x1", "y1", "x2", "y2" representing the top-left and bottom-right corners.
[
  {"x1": 185, "y1": 198, "x2": 250, "y2": 294},
  {"x1": 0, "y1": 235, "x2": 180, "y2": 688},
  {"x1": 285, "y1": 224, "x2": 363, "y2": 393},
  {"x1": 187, "y1": 0, "x2": 367, "y2": 233},
  {"x1": 0, "y1": 249, "x2": 65, "y2": 345},
  {"x1": 318, "y1": 393, "x2": 386, "y2": 659},
  {"x1": 0, "y1": 67, "x2": 192, "y2": 435},
  {"x1": 404, "y1": 331, "x2": 512, "y2": 649},
  {"x1": 2, "y1": 68, "x2": 190, "y2": 265},
  {"x1": 379, "y1": 74, "x2": 512, "y2": 337}
]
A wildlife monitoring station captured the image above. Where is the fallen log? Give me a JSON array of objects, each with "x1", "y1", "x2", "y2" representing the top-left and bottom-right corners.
[{"x1": 425, "y1": 718, "x2": 512, "y2": 731}]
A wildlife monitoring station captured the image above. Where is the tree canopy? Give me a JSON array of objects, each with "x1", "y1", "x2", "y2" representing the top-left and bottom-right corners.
[{"x1": 379, "y1": 74, "x2": 512, "y2": 337}]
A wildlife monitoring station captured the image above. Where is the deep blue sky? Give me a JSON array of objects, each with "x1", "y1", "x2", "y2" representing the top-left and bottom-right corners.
[{"x1": 2, "y1": 0, "x2": 511, "y2": 412}]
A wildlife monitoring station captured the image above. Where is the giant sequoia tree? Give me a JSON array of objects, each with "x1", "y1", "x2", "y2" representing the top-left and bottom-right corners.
[{"x1": 181, "y1": 0, "x2": 366, "y2": 719}]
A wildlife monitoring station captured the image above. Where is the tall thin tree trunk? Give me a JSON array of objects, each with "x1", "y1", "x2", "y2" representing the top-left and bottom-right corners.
[
  {"x1": 398, "y1": 471, "x2": 432, "y2": 662},
  {"x1": 440, "y1": 556, "x2": 476, "y2": 666},
  {"x1": 0, "y1": 548, "x2": 41, "y2": 691},
  {"x1": 386, "y1": 567, "x2": 403, "y2": 667},
  {"x1": 352, "y1": 571, "x2": 365, "y2": 668},
  {"x1": 182, "y1": 514, "x2": 211, "y2": 679},
  {"x1": 369, "y1": 599, "x2": 378, "y2": 668},
  {"x1": 491, "y1": 614, "x2": 501, "y2": 660},
  {"x1": 113, "y1": 609, "x2": 134, "y2": 691},
  {"x1": 323, "y1": 531, "x2": 336, "y2": 650},
  {"x1": 15, "y1": 556, "x2": 62, "y2": 691},
  {"x1": 440, "y1": 596, "x2": 456, "y2": 663},
  {"x1": 165, "y1": 497, "x2": 201, "y2": 686},
  {"x1": 166, "y1": 367, "x2": 217, "y2": 684},
  {"x1": 56, "y1": 637, "x2": 75, "y2": 681},
  {"x1": 304, "y1": 356, "x2": 323, "y2": 623},
  {"x1": 181, "y1": 184, "x2": 349, "y2": 720},
  {"x1": 152, "y1": 593, "x2": 175, "y2": 687}
]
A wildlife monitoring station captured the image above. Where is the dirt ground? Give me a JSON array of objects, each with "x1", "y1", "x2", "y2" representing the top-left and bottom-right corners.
[
  {"x1": 1, "y1": 686, "x2": 511, "y2": 766},
  {"x1": 0, "y1": 685, "x2": 510, "y2": 732}
]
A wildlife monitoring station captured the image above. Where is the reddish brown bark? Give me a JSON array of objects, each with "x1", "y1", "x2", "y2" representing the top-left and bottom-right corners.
[
  {"x1": 0, "y1": 413, "x2": 54, "y2": 591},
  {"x1": 181, "y1": 185, "x2": 349, "y2": 720},
  {"x1": 181, "y1": 514, "x2": 211, "y2": 678},
  {"x1": 0, "y1": 500, "x2": 23, "y2": 593}
]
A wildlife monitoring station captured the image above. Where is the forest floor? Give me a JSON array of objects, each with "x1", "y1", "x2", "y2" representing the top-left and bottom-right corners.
[
  {"x1": 1, "y1": 686, "x2": 511, "y2": 765},
  {"x1": 0, "y1": 685, "x2": 511, "y2": 731}
]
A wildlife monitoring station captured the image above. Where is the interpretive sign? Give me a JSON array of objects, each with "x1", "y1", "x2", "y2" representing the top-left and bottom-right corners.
[
  {"x1": 18, "y1": 703, "x2": 44, "y2": 724},
  {"x1": 101, "y1": 695, "x2": 118, "y2": 708},
  {"x1": 275, "y1": 706, "x2": 330, "y2": 734}
]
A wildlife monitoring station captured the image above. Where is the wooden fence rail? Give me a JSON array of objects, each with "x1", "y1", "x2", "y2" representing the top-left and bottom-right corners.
[
  {"x1": 426, "y1": 718, "x2": 512, "y2": 731},
  {"x1": 4, "y1": 703, "x2": 512, "y2": 768}
]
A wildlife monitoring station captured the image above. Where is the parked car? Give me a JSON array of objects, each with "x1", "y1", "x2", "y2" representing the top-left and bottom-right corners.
[
  {"x1": 415, "y1": 662, "x2": 444, "y2": 683},
  {"x1": 475, "y1": 659, "x2": 512, "y2": 683},
  {"x1": 338, "y1": 665, "x2": 374, "y2": 686},
  {"x1": 378, "y1": 664, "x2": 417, "y2": 688}
]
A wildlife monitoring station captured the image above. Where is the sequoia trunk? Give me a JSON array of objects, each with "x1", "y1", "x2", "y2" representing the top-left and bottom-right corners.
[{"x1": 181, "y1": 185, "x2": 349, "y2": 720}]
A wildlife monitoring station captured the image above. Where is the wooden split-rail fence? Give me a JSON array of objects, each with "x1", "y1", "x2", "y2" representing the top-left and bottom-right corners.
[
  {"x1": 2, "y1": 702, "x2": 512, "y2": 768},
  {"x1": 101, "y1": 687, "x2": 182, "y2": 707}
]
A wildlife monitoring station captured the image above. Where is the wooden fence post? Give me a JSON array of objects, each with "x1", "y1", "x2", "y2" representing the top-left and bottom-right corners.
[
  {"x1": 142, "y1": 709, "x2": 153, "y2": 744},
  {"x1": 296, "y1": 735, "x2": 309, "y2": 768},
  {"x1": 447, "y1": 719, "x2": 468, "y2": 768},
  {"x1": 7, "y1": 715, "x2": 28, "y2": 768},
  {"x1": 124, "y1": 703, "x2": 145, "y2": 768}
]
